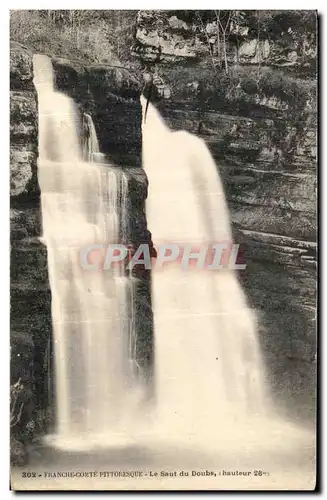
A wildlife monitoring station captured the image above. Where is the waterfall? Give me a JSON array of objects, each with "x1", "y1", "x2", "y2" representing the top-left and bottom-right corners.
[
  {"x1": 140, "y1": 96, "x2": 315, "y2": 453},
  {"x1": 120, "y1": 172, "x2": 139, "y2": 380},
  {"x1": 33, "y1": 54, "x2": 142, "y2": 450},
  {"x1": 141, "y1": 96, "x2": 266, "y2": 425},
  {"x1": 31, "y1": 51, "x2": 314, "y2": 461},
  {"x1": 82, "y1": 113, "x2": 100, "y2": 163}
]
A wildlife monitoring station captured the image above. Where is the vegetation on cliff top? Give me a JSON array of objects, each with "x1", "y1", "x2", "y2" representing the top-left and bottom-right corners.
[{"x1": 10, "y1": 10, "x2": 139, "y2": 66}]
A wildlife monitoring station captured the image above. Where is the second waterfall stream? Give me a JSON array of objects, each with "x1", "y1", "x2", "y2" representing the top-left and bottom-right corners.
[{"x1": 140, "y1": 96, "x2": 314, "y2": 453}]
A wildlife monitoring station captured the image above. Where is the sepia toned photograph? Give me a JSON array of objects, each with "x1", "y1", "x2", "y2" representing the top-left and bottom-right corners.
[{"x1": 9, "y1": 9, "x2": 317, "y2": 491}]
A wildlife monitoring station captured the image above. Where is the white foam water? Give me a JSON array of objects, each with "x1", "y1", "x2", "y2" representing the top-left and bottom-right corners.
[
  {"x1": 33, "y1": 54, "x2": 143, "y2": 450},
  {"x1": 32, "y1": 52, "x2": 314, "y2": 476},
  {"x1": 140, "y1": 96, "x2": 315, "y2": 459}
]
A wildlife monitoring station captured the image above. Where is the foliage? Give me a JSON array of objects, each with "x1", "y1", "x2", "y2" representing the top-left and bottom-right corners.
[
  {"x1": 162, "y1": 63, "x2": 315, "y2": 118},
  {"x1": 10, "y1": 10, "x2": 139, "y2": 65},
  {"x1": 194, "y1": 10, "x2": 316, "y2": 75},
  {"x1": 234, "y1": 66, "x2": 316, "y2": 110}
]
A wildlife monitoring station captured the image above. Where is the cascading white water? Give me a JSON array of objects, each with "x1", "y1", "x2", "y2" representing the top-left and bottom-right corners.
[
  {"x1": 141, "y1": 96, "x2": 265, "y2": 437},
  {"x1": 82, "y1": 113, "x2": 100, "y2": 162},
  {"x1": 140, "y1": 96, "x2": 315, "y2": 454},
  {"x1": 31, "y1": 51, "x2": 314, "y2": 467},
  {"x1": 120, "y1": 173, "x2": 139, "y2": 378},
  {"x1": 33, "y1": 54, "x2": 142, "y2": 450}
]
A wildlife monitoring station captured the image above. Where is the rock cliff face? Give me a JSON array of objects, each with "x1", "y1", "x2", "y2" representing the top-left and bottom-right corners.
[
  {"x1": 10, "y1": 41, "x2": 45, "y2": 464},
  {"x1": 134, "y1": 10, "x2": 316, "y2": 71},
  {"x1": 10, "y1": 42, "x2": 152, "y2": 462},
  {"x1": 134, "y1": 10, "x2": 317, "y2": 422}
]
